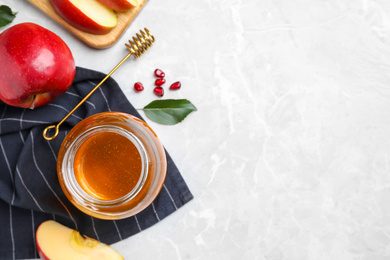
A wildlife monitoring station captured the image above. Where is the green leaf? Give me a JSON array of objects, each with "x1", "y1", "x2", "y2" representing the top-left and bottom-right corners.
[
  {"x1": 141, "y1": 99, "x2": 197, "y2": 125},
  {"x1": 0, "y1": 5, "x2": 17, "y2": 28}
]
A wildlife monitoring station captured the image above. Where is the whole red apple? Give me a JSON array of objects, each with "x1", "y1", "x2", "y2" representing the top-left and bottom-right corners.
[{"x1": 0, "y1": 23, "x2": 75, "y2": 109}]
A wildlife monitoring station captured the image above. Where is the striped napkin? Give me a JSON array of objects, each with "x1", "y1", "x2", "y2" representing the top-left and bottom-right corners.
[{"x1": 0, "y1": 67, "x2": 193, "y2": 260}]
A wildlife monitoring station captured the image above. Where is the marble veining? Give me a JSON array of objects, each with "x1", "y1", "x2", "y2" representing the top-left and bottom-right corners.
[{"x1": 4, "y1": 0, "x2": 390, "y2": 259}]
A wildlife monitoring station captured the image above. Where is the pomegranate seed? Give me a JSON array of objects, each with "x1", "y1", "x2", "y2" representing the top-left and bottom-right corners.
[
  {"x1": 134, "y1": 82, "x2": 144, "y2": 92},
  {"x1": 155, "y1": 78, "x2": 166, "y2": 87},
  {"x1": 153, "y1": 86, "x2": 164, "y2": 97},
  {"x1": 154, "y1": 69, "x2": 165, "y2": 78},
  {"x1": 169, "y1": 81, "x2": 181, "y2": 90}
]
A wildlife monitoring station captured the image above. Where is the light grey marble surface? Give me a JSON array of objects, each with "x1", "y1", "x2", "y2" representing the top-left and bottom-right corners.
[{"x1": 4, "y1": 0, "x2": 390, "y2": 259}]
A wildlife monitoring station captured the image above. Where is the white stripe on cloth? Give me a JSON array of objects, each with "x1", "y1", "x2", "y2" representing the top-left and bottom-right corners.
[
  {"x1": 30, "y1": 132, "x2": 78, "y2": 230},
  {"x1": 46, "y1": 140, "x2": 57, "y2": 161},
  {"x1": 16, "y1": 167, "x2": 44, "y2": 212},
  {"x1": 151, "y1": 202, "x2": 160, "y2": 221},
  {"x1": 16, "y1": 127, "x2": 46, "y2": 212},
  {"x1": 113, "y1": 220, "x2": 122, "y2": 240},
  {"x1": 46, "y1": 103, "x2": 84, "y2": 121},
  {"x1": 0, "y1": 137, "x2": 13, "y2": 187},
  {"x1": 163, "y1": 184, "x2": 178, "y2": 210},
  {"x1": 10, "y1": 188, "x2": 16, "y2": 260},
  {"x1": 0, "y1": 140, "x2": 16, "y2": 260},
  {"x1": 87, "y1": 80, "x2": 112, "y2": 112},
  {"x1": 19, "y1": 131, "x2": 24, "y2": 144},
  {"x1": 91, "y1": 217, "x2": 99, "y2": 240},
  {"x1": 20, "y1": 108, "x2": 26, "y2": 130},
  {"x1": 98, "y1": 87, "x2": 112, "y2": 112},
  {"x1": 134, "y1": 215, "x2": 142, "y2": 232},
  {"x1": 0, "y1": 106, "x2": 15, "y2": 260},
  {"x1": 65, "y1": 91, "x2": 96, "y2": 109},
  {"x1": 0, "y1": 117, "x2": 50, "y2": 124},
  {"x1": 31, "y1": 210, "x2": 38, "y2": 259},
  {"x1": 9, "y1": 205, "x2": 15, "y2": 260}
]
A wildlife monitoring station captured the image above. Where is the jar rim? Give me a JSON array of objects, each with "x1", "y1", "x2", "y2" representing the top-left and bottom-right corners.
[
  {"x1": 57, "y1": 112, "x2": 167, "y2": 220},
  {"x1": 61, "y1": 125, "x2": 150, "y2": 208}
]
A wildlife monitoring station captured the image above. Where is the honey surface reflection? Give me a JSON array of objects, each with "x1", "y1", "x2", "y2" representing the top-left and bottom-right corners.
[{"x1": 74, "y1": 131, "x2": 142, "y2": 201}]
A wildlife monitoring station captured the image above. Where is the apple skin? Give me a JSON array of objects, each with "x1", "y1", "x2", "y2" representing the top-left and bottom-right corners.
[
  {"x1": 96, "y1": 0, "x2": 138, "y2": 11},
  {"x1": 36, "y1": 220, "x2": 124, "y2": 260},
  {"x1": 50, "y1": 0, "x2": 118, "y2": 35},
  {"x1": 0, "y1": 23, "x2": 75, "y2": 109}
]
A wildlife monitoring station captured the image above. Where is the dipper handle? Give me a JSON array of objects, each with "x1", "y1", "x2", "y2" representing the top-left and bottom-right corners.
[{"x1": 43, "y1": 28, "x2": 155, "y2": 141}]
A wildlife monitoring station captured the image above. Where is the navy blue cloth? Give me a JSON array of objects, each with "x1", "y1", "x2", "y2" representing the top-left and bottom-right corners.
[{"x1": 0, "y1": 67, "x2": 193, "y2": 260}]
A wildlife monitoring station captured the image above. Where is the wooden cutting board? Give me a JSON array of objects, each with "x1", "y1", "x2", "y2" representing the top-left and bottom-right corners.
[{"x1": 27, "y1": 0, "x2": 148, "y2": 49}]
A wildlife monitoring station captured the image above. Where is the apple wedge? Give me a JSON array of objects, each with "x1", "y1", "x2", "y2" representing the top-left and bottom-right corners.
[
  {"x1": 50, "y1": 0, "x2": 118, "y2": 35},
  {"x1": 96, "y1": 0, "x2": 138, "y2": 11},
  {"x1": 36, "y1": 220, "x2": 124, "y2": 260}
]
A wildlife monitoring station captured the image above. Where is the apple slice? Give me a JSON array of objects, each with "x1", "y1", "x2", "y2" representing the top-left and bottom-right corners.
[
  {"x1": 50, "y1": 0, "x2": 118, "y2": 35},
  {"x1": 96, "y1": 0, "x2": 138, "y2": 11},
  {"x1": 36, "y1": 220, "x2": 124, "y2": 260}
]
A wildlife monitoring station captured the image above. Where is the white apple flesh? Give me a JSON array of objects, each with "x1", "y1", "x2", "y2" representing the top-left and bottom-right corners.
[{"x1": 36, "y1": 220, "x2": 124, "y2": 260}]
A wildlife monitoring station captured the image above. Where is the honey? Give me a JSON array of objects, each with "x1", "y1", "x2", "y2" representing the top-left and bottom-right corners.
[
  {"x1": 57, "y1": 112, "x2": 167, "y2": 220},
  {"x1": 73, "y1": 131, "x2": 142, "y2": 201}
]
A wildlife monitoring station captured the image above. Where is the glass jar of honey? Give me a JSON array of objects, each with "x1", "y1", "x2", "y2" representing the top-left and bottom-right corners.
[{"x1": 57, "y1": 112, "x2": 167, "y2": 220}]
